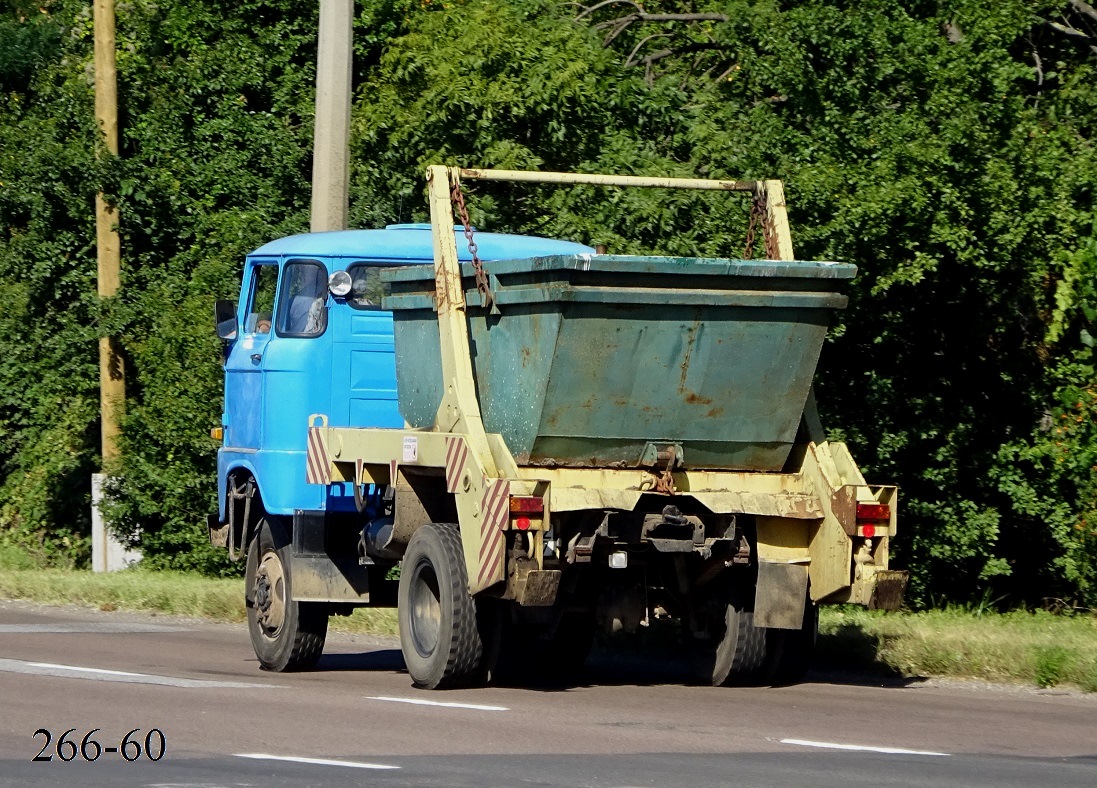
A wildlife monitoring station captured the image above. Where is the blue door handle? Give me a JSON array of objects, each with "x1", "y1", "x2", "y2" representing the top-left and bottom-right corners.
[{"x1": 250, "y1": 353, "x2": 262, "y2": 362}]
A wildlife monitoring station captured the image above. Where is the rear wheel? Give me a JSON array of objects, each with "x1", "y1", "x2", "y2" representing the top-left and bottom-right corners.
[
  {"x1": 246, "y1": 518, "x2": 328, "y2": 672},
  {"x1": 690, "y1": 585, "x2": 767, "y2": 686},
  {"x1": 398, "y1": 523, "x2": 492, "y2": 689}
]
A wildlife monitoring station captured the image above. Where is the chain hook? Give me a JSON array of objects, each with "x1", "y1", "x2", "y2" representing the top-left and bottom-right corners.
[
  {"x1": 743, "y1": 185, "x2": 779, "y2": 260},
  {"x1": 652, "y1": 446, "x2": 678, "y2": 495},
  {"x1": 449, "y1": 173, "x2": 497, "y2": 313}
]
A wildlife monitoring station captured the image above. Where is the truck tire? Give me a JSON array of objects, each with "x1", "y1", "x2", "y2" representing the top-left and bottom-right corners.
[
  {"x1": 690, "y1": 587, "x2": 767, "y2": 686},
  {"x1": 763, "y1": 600, "x2": 818, "y2": 685},
  {"x1": 246, "y1": 517, "x2": 328, "y2": 672},
  {"x1": 398, "y1": 523, "x2": 490, "y2": 689}
]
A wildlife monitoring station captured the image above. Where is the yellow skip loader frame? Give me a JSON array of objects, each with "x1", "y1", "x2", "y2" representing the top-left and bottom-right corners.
[{"x1": 306, "y1": 166, "x2": 908, "y2": 616}]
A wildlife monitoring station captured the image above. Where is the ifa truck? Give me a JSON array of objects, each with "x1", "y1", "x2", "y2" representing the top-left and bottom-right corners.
[{"x1": 209, "y1": 166, "x2": 907, "y2": 688}]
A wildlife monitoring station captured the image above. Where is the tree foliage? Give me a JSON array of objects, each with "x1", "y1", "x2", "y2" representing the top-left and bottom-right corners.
[{"x1": 0, "y1": 0, "x2": 1094, "y2": 605}]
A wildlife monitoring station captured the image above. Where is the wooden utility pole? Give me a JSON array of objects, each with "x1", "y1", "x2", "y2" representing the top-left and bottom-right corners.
[
  {"x1": 311, "y1": 0, "x2": 353, "y2": 232},
  {"x1": 94, "y1": 0, "x2": 124, "y2": 465}
]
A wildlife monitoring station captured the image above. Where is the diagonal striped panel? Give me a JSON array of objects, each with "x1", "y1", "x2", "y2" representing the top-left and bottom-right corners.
[
  {"x1": 444, "y1": 436, "x2": 468, "y2": 494},
  {"x1": 481, "y1": 479, "x2": 510, "y2": 535},
  {"x1": 305, "y1": 427, "x2": 331, "y2": 485},
  {"x1": 478, "y1": 531, "x2": 505, "y2": 588},
  {"x1": 477, "y1": 479, "x2": 509, "y2": 587}
]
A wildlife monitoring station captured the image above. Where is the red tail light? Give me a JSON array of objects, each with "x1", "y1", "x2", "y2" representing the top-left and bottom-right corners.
[
  {"x1": 510, "y1": 496, "x2": 544, "y2": 514},
  {"x1": 856, "y1": 503, "x2": 890, "y2": 522}
]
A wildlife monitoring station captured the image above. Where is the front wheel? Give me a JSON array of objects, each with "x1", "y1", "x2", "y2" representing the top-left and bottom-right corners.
[
  {"x1": 398, "y1": 523, "x2": 492, "y2": 689},
  {"x1": 245, "y1": 518, "x2": 328, "y2": 672}
]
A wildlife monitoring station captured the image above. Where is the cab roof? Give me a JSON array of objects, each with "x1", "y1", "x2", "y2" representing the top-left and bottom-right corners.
[{"x1": 248, "y1": 224, "x2": 593, "y2": 262}]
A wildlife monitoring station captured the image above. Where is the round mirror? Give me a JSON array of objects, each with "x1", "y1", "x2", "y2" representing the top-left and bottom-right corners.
[{"x1": 328, "y1": 270, "x2": 353, "y2": 298}]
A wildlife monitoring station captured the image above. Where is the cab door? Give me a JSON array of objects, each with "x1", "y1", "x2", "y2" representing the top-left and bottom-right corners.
[
  {"x1": 261, "y1": 259, "x2": 333, "y2": 454},
  {"x1": 223, "y1": 259, "x2": 278, "y2": 450},
  {"x1": 331, "y1": 261, "x2": 406, "y2": 429}
]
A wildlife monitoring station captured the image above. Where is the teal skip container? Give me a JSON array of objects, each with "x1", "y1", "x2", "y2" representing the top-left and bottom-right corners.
[{"x1": 381, "y1": 254, "x2": 855, "y2": 472}]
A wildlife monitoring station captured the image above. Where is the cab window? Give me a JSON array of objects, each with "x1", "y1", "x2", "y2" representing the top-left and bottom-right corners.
[
  {"x1": 245, "y1": 263, "x2": 278, "y2": 334},
  {"x1": 276, "y1": 260, "x2": 329, "y2": 337},
  {"x1": 346, "y1": 262, "x2": 388, "y2": 311}
]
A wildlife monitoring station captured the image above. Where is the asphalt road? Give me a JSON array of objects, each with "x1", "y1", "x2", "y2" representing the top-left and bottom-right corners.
[{"x1": 0, "y1": 599, "x2": 1094, "y2": 787}]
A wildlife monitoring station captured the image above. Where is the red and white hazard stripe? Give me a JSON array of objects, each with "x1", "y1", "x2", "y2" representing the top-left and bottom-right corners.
[
  {"x1": 477, "y1": 479, "x2": 510, "y2": 586},
  {"x1": 305, "y1": 426, "x2": 332, "y2": 485},
  {"x1": 444, "y1": 436, "x2": 468, "y2": 494}
]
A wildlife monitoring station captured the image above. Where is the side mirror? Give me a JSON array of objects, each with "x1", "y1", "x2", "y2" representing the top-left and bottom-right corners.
[
  {"x1": 215, "y1": 300, "x2": 237, "y2": 341},
  {"x1": 329, "y1": 270, "x2": 352, "y2": 297}
]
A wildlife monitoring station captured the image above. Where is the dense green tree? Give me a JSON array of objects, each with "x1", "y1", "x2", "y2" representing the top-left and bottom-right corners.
[
  {"x1": 0, "y1": 1, "x2": 101, "y2": 564},
  {"x1": 0, "y1": 0, "x2": 1093, "y2": 605},
  {"x1": 348, "y1": 0, "x2": 1097, "y2": 604}
]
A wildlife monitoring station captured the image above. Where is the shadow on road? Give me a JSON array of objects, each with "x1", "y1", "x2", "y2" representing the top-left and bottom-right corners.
[
  {"x1": 317, "y1": 649, "x2": 406, "y2": 673},
  {"x1": 311, "y1": 625, "x2": 929, "y2": 693},
  {"x1": 812, "y1": 623, "x2": 928, "y2": 688}
]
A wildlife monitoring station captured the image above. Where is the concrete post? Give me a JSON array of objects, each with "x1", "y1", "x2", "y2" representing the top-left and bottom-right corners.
[
  {"x1": 91, "y1": 474, "x2": 140, "y2": 572},
  {"x1": 311, "y1": 0, "x2": 353, "y2": 232}
]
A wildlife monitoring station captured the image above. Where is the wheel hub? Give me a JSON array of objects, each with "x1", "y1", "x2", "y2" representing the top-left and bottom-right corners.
[
  {"x1": 254, "y1": 551, "x2": 287, "y2": 638},
  {"x1": 409, "y1": 560, "x2": 442, "y2": 658}
]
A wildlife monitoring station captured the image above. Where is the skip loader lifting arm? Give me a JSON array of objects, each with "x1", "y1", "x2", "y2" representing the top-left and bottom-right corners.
[{"x1": 310, "y1": 166, "x2": 906, "y2": 609}]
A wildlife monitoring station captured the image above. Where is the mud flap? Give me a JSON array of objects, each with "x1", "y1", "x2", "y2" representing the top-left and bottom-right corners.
[
  {"x1": 516, "y1": 569, "x2": 562, "y2": 607},
  {"x1": 754, "y1": 562, "x2": 809, "y2": 630},
  {"x1": 207, "y1": 513, "x2": 230, "y2": 547},
  {"x1": 290, "y1": 511, "x2": 371, "y2": 603},
  {"x1": 868, "y1": 569, "x2": 909, "y2": 611}
]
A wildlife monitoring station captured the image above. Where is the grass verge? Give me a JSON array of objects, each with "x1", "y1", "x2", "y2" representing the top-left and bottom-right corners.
[
  {"x1": 818, "y1": 606, "x2": 1097, "y2": 692},
  {"x1": 0, "y1": 546, "x2": 398, "y2": 636},
  {"x1": 1, "y1": 547, "x2": 1093, "y2": 689}
]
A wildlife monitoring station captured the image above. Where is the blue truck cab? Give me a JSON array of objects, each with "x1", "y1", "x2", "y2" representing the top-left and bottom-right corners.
[{"x1": 213, "y1": 225, "x2": 593, "y2": 534}]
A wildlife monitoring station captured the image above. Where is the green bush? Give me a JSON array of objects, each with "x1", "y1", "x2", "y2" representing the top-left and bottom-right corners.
[{"x1": 0, "y1": 540, "x2": 41, "y2": 571}]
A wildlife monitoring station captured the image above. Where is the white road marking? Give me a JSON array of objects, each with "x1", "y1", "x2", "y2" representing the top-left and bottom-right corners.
[
  {"x1": 0, "y1": 623, "x2": 188, "y2": 634},
  {"x1": 27, "y1": 660, "x2": 146, "y2": 677},
  {"x1": 236, "y1": 753, "x2": 399, "y2": 770},
  {"x1": 781, "y1": 738, "x2": 950, "y2": 757},
  {"x1": 367, "y1": 695, "x2": 508, "y2": 711},
  {"x1": 0, "y1": 658, "x2": 281, "y2": 689}
]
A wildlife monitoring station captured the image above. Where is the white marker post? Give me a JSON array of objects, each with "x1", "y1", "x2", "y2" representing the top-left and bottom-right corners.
[{"x1": 91, "y1": 473, "x2": 140, "y2": 572}]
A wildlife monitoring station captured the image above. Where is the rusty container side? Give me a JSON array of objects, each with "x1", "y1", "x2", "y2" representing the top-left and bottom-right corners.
[{"x1": 382, "y1": 254, "x2": 855, "y2": 471}]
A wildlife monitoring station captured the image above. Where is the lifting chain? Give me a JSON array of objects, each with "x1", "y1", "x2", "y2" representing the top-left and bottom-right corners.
[
  {"x1": 743, "y1": 187, "x2": 779, "y2": 260},
  {"x1": 652, "y1": 445, "x2": 678, "y2": 495},
  {"x1": 450, "y1": 174, "x2": 496, "y2": 312}
]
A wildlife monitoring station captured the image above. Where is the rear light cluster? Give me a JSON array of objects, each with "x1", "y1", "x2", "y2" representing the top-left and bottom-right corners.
[
  {"x1": 855, "y1": 502, "x2": 891, "y2": 539},
  {"x1": 510, "y1": 496, "x2": 544, "y2": 531}
]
